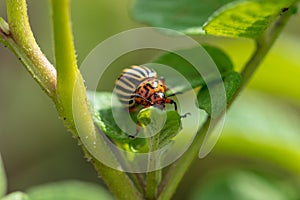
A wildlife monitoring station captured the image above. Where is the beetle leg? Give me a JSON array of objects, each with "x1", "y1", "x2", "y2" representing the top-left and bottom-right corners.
[
  {"x1": 165, "y1": 98, "x2": 191, "y2": 118},
  {"x1": 128, "y1": 121, "x2": 140, "y2": 139},
  {"x1": 180, "y1": 112, "x2": 191, "y2": 118},
  {"x1": 165, "y1": 98, "x2": 177, "y2": 111}
]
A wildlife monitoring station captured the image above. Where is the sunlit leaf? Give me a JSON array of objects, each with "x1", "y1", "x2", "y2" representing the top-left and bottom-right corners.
[
  {"x1": 204, "y1": 0, "x2": 296, "y2": 38},
  {"x1": 27, "y1": 181, "x2": 113, "y2": 200}
]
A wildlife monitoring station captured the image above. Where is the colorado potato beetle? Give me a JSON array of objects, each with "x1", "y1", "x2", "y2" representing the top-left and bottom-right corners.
[
  {"x1": 115, "y1": 65, "x2": 177, "y2": 111},
  {"x1": 115, "y1": 65, "x2": 185, "y2": 138}
]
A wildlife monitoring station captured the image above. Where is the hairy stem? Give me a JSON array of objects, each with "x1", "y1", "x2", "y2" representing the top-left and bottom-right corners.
[
  {"x1": 157, "y1": 7, "x2": 294, "y2": 200},
  {"x1": 157, "y1": 119, "x2": 210, "y2": 200},
  {"x1": 146, "y1": 133, "x2": 162, "y2": 199},
  {"x1": 50, "y1": 0, "x2": 142, "y2": 199},
  {"x1": 3, "y1": 0, "x2": 57, "y2": 98},
  {"x1": 51, "y1": 0, "x2": 78, "y2": 130}
]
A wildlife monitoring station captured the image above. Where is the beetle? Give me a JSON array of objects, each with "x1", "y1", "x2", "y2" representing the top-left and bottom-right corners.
[
  {"x1": 114, "y1": 65, "x2": 188, "y2": 138},
  {"x1": 115, "y1": 65, "x2": 177, "y2": 110}
]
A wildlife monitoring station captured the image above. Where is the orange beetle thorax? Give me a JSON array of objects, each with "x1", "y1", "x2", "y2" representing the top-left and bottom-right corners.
[{"x1": 134, "y1": 78, "x2": 167, "y2": 106}]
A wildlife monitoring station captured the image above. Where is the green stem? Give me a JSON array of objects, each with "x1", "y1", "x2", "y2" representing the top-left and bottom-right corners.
[
  {"x1": 50, "y1": 1, "x2": 142, "y2": 199},
  {"x1": 2, "y1": 0, "x2": 143, "y2": 199},
  {"x1": 157, "y1": 119, "x2": 210, "y2": 200},
  {"x1": 146, "y1": 133, "x2": 162, "y2": 199},
  {"x1": 129, "y1": 173, "x2": 146, "y2": 195},
  {"x1": 51, "y1": 0, "x2": 78, "y2": 130},
  {"x1": 3, "y1": 0, "x2": 57, "y2": 99},
  {"x1": 157, "y1": 7, "x2": 294, "y2": 200}
]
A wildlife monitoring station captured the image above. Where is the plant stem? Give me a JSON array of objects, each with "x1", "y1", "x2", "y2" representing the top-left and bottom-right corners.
[
  {"x1": 50, "y1": 1, "x2": 142, "y2": 199},
  {"x1": 146, "y1": 133, "x2": 162, "y2": 199},
  {"x1": 129, "y1": 173, "x2": 146, "y2": 195},
  {"x1": 51, "y1": 0, "x2": 78, "y2": 131},
  {"x1": 4, "y1": 0, "x2": 57, "y2": 99},
  {"x1": 157, "y1": 119, "x2": 210, "y2": 200},
  {"x1": 3, "y1": 0, "x2": 141, "y2": 199},
  {"x1": 157, "y1": 7, "x2": 294, "y2": 200}
]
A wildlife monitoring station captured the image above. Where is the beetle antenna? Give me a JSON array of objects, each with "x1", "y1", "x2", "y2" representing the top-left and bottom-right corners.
[{"x1": 166, "y1": 91, "x2": 183, "y2": 98}]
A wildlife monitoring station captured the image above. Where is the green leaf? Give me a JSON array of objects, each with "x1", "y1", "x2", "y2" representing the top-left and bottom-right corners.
[
  {"x1": 138, "y1": 107, "x2": 167, "y2": 136},
  {"x1": 88, "y1": 91, "x2": 134, "y2": 140},
  {"x1": 1, "y1": 192, "x2": 29, "y2": 200},
  {"x1": 0, "y1": 155, "x2": 6, "y2": 198},
  {"x1": 203, "y1": 45, "x2": 233, "y2": 73},
  {"x1": 197, "y1": 71, "x2": 241, "y2": 116},
  {"x1": 132, "y1": 0, "x2": 296, "y2": 38},
  {"x1": 88, "y1": 92, "x2": 182, "y2": 147},
  {"x1": 132, "y1": 0, "x2": 233, "y2": 32},
  {"x1": 153, "y1": 45, "x2": 233, "y2": 93},
  {"x1": 204, "y1": 0, "x2": 296, "y2": 38},
  {"x1": 137, "y1": 107, "x2": 182, "y2": 148},
  {"x1": 158, "y1": 110, "x2": 182, "y2": 148},
  {"x1": 27, "y1": 181, "x2": 113, "y2": 200}
]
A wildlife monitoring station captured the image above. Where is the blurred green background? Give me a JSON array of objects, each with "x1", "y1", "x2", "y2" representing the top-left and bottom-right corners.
[{"x1": 0, "y1": 0, "x2": 300, "y2": 199}]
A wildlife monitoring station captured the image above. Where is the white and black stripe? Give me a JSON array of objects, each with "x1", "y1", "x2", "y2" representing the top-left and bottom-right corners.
[{"x1": 114, "y1": 65, "x2": 157, "y2": 107}]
